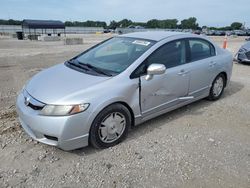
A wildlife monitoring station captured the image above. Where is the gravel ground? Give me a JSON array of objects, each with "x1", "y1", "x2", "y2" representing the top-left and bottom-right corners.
[{"x1": 0, "y1": 34, "x2": 249, "y2": 188}]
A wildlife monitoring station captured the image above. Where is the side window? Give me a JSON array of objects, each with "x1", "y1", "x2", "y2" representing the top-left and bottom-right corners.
[
  {"x1": 146, "y1": 40, "x2": 186, "y2": 69},
  {"x1": 131, "y1": 40, "x2": 186, "y2": 78},
  {"x1": 189, "y1": 39, "x2": 215, "y2": 61}
]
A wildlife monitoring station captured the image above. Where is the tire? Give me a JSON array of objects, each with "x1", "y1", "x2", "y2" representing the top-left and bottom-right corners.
[
  {"x1": 89, "y1": 104, "x2": 131, "y2": 149},
  {"x1": 207, "y1": 73, "x2": 226, "y2": 101}
]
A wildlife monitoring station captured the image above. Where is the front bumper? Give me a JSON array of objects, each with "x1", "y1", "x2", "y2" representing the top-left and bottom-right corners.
[{"x1": 16, "y1": 92, "x2": 92, "y2": 150}]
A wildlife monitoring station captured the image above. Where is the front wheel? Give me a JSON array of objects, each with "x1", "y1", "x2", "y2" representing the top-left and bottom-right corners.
[
  {"x1": 89, "y1": 104, "x2": 131, "y2": 149},
  {"x1": 207, "y1": 74, "x2": 226, "y2": 101}
]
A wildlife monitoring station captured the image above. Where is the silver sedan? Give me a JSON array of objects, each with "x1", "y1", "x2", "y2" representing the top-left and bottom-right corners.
[{"x1": 16, "y1": 32, "x2": 233, "y2": 150}]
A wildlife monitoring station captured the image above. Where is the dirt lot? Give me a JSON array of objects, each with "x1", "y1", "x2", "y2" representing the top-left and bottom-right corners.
[{"x1": 0, "y1": 34, "x2": 249, "y2": 188}]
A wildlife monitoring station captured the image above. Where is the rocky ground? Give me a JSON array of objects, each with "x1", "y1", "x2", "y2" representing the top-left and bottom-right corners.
[{"x1": 0, "y1": 34, "x2": 249, "y2": 188}]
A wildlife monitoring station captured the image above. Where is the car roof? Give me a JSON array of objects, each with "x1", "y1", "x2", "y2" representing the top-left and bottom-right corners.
[{"x1": 121, "y1": 31, "x2": 188, "y2": 41}]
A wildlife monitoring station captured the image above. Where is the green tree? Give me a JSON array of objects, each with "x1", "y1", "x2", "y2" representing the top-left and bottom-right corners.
[
  {"x1": 0, "y1": 19, "x2": 22, "y2": 25},
  {"x1": 162, "y1": 19, "x2": 178, "y2": 29},
  {"x1": 230, "y1": 22, "x2": 243, "y2": 30},
  {"x1": 65, "y1": 20, "x2": 107, "y2": 28},
  {"x1": 181, "y1": 17, "x2": 199, "y2": 29},
  {"x1": 145, "y1": 19, "x2": 178, "y2": 29},
  {"x1": 146, "y1": 19, "x2": 159, "y2": 28},
  {"x1": 133, "y1": 22, "x2": 147, "y2": 27},
  {"x1": 117, "y1": 19, "x2": 133, "y2": 28},
  {"x1": 109, "y1": 20, "x2": 119, "y2": 30}
]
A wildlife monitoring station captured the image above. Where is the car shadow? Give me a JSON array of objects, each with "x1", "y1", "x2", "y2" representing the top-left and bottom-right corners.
[
  {"x1": 72, "y1": 80, "x2": 244, "y2": 156},
  {"x1": 222, "y1": 80, "x2": 244, "y2": 98},
  {"x1": 238, "y1": 62, "x2": 250, "y2": 66}
]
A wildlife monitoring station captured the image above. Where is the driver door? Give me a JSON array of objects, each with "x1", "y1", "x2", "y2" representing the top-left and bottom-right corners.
[{"x1": 139, "y1": 39, "x2": 190, "y2": 117}]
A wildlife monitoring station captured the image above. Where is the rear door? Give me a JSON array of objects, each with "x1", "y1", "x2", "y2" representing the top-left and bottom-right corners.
[
  {"x1": 186, "y1": 38, "x2": 217, "y2": 97},
  {"x1": 137, "y1": 39, "x2": 190, "y2": 116}
]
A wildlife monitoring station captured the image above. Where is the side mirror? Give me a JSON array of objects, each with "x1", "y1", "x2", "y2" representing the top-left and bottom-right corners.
[{"x1": 145, "y1": 64, "x2": 166, "y2": 81}]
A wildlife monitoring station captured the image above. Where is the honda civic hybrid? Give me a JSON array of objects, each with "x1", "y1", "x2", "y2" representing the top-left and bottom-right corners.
[{"x1": 16, "y1": 32, "x2": 233, "y2": 150}]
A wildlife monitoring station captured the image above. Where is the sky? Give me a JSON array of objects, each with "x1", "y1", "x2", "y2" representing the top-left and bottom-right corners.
[{"x1": 0, "y1": 0, "x2": 249, "y2": 27}]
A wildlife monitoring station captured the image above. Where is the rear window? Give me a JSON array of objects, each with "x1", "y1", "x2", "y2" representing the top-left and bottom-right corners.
[{"x1": 189, "y1": 39, "x2": 215, "y2": 61}]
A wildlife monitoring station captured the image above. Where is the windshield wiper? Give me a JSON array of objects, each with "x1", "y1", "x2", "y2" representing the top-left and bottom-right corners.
[
  {"x1": 78, "y1": 62, "x2": 112, "y2": 77},
  {"x1": 66, "y1": 60, "x2": 89, "y2": 71}
]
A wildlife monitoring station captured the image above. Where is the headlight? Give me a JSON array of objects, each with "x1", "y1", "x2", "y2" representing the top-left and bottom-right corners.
[{"x1": 40, "y1": 104, "x2": 89, "y2": 116}]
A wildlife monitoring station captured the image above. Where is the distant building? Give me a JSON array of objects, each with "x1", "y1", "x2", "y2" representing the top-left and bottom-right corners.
[{"x1": 22, "y1": 19, "x2": 66, "y2": 38}]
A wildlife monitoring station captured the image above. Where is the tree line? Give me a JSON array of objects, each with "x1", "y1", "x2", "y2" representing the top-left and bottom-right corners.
[
  {"x1": 108, "y1": 18, "x2": 243, "y2": 30},
  {"x1": 0, "y1": 19, "x2": 22, "y2": 25},
  {"x1": 65, "y1": 20, "x2": 107, "y2": 28},
  {"x1": 0, "y1": 18, "x2": 244, "y2": 30}
]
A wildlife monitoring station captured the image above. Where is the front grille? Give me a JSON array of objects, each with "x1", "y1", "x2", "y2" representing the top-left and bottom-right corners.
[{"x1": 245, "y1": 51, "x2": 250, "y2": 59}]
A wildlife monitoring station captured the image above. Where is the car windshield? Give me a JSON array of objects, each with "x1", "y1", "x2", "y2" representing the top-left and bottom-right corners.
[{"x1": 76, "y1": 37, "x2": 155, "y2": 75}]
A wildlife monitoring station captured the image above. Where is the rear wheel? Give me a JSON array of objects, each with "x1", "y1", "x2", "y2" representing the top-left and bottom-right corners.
[
  {"x1": 207, "y1": 74, "x2": 226, "y2": 101},
  {"x1": 89, "y1": 104, "x2": 131, "y2": 149}
]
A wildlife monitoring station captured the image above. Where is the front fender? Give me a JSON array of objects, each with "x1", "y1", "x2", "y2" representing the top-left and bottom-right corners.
[{"x1": 84, "y1": 79, "x2": 141, "y2": 132}]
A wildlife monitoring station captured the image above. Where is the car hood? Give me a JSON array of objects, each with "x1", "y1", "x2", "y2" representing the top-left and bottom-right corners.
[
  {"x1": 242, "y1": 42, "x2": 250, "y2": 50},
  {"x1": 25, "y1": 64, "x2": 111, "y2": 104}
]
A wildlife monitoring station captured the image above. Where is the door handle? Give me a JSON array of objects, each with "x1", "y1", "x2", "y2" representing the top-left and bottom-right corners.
[
  {"x1": 209, "y1": 61, "x2": 217, "y2": 67},
  {"x1": 178, "y1": 69, "x2": 189, "y2": 76}
]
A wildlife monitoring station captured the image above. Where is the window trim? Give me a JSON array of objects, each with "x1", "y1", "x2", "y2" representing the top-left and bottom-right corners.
[{"x1": 130, "y1": 38, "x2": 187, "y2": 79}]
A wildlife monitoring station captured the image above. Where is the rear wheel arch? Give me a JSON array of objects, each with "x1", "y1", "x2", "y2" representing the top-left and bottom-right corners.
[
  {"x1": 208, "y1": 73, "x2": 226, "y2": 101},
  {"x1": 219, "y1": 72, "x2": 227, "y2": 87}
]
